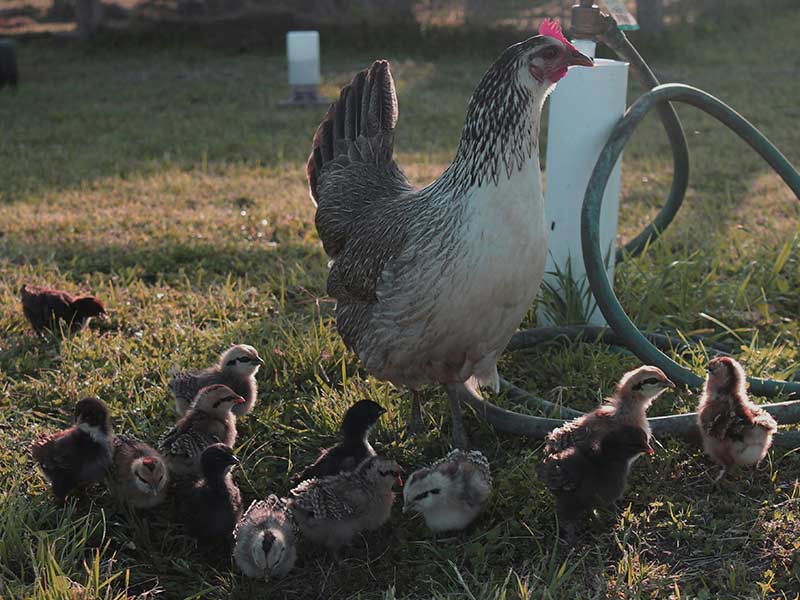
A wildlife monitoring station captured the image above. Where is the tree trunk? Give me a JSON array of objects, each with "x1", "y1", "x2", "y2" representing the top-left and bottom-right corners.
[
  {"x1": 75, "y1": 0, "x2": 102, "y2": 39},
  {"x1": 636, "y1": 0, "x2": 664, "y2": 36}
]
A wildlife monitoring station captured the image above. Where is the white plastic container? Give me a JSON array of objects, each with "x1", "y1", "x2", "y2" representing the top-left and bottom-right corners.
[
  {"x1": 287, "y1": 31, "x2": 321, "y2": 87},
  {"x1": 540, "y1": 54, "x2": 629, "y2": 326}
]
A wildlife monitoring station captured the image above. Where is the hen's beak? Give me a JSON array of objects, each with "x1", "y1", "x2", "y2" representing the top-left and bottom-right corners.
[{"x1": 567, "y1": 48, "x2": 594, "y2": 67}]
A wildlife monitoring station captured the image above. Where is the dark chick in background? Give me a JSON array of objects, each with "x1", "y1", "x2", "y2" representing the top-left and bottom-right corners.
[
  {"x1": 21, "y1": 284, "x2": 106, "y2": 335},
  {"x1": 293, "y1": 399, "x2": 386, "y2": 482},
  {"x1": 697, "y1": 357, "x2": 778, "y2": 481},
  {"x1": 31, "y1": 397, "x2": 114, "y2": 499}
]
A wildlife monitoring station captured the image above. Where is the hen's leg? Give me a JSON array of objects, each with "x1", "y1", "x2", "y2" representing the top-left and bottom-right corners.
[
  {"x1": 445, "y1": 384, "x2": 469, "y2": 449},
  {"x1": 407, "y1": 389, "x2": 423, "y2": 435}
]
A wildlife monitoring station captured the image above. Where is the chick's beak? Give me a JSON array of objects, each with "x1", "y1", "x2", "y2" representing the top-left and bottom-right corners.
[
  {"x1": 234, "y1": 395, "x2": 246, "y2": 404},
  {"x1": 254, "y1": 356, "x2": 265, "y2": 366},
  {"x1": 566, "y1": 47, "x2": 594, "y2": 67},
  {"x1": 663, "y1": 378, "x2": 676, "y2": 389}
]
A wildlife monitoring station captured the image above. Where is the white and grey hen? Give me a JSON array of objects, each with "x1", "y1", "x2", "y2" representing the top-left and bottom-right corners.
[
  {"x1": 403, "y1": 449, "x2": 492, "y2": 533},
  {"x1": 307, "y1": 21, "x2": 593, "y2": 447},
  {"x1": 233, "y1": 495, "x2": 298, "y2": 579},
  {"x1": 170, "y1": 344, "x2": 264, "y2": 416},
  {"x1": 288, "y1": 455, "x2": 401, "y2": 551}
]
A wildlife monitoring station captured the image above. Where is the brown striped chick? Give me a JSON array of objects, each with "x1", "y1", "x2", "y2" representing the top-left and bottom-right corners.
[
  {"x1": 31, "y1": 397, "x2": 114, "y2": 499},
  {"x1": 545, "y1": 366, "x2": 674, "y2": 457},
  {"x1": 287, "y1": 456, "x2": 401, "y2": 552},
  {"x1": 110, "y1": 435, "x2": 169, "y2": 509},
  {"x1": 233, "y1": 495, "x2": 298, "y2": 579},
  {"x1": 403, "y1": 449, "x2": 492, "y2": 533},
  {"x1": 697, "y1": 357, "x2": 778, "y2": 480},
  {"x1": 169, "y1": 344, "x2": 264, "y2": 417},
  {"x1": 158, "y1": 384, "x2": 244, "y2": 476}
]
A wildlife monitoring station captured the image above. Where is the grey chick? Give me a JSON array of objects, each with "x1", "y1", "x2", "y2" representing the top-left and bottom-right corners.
[
  {"x1": 545, "y1": 366, "x2": 674, "y2": 457},
  {"x1": 170, "y1": 344, "x2": 264, "y2": 417},
  {"x1": 31, "y1": 397, "x2": 114, "y2": 499},
  {"x1": 110, "y1": 435, "x2": 169, "y2": 509},
  {"x1": 175, "y1": 443, "x2": 242, "y2": 550},
  {"x1": 233, "y1": 495, "x2": 298, "y2": 579},
  {"x1": 287, "y1": 455, "x2": 402, "y2": 552},
  {"x1": 403, "y1": 449, "x2": 492, "y2": 533},
  {"x1": 537, "y1": 425, "x2": 652, "y2": 543},
  {"x1": 158, "y1": 384, "x2": 244, "y2": 477},
  {"x1": 697, "y1": 356, "x2": 778, "y2": 480}
]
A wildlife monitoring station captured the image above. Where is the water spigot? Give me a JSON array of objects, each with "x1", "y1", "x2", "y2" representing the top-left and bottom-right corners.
[{"x1": 569, "y1": 1, "x2": 610, "y2": 40}]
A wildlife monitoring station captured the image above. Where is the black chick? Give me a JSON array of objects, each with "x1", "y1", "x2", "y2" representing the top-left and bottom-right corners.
[
  {"x1": 293, "y1": 399, "x2": 387, "y2": 482},
  {"x1": 21, "y1": 284, "x2": 106, "y2": 334},
  {"x1": 536, "y1": 425, "x2": 652, "y2": 543},
  {"x1": 31, "y1": 398, "x2": 114, "y2": 499},
  {"x1": 175, "y1": 443, "x2": 242, "y2": 550}
]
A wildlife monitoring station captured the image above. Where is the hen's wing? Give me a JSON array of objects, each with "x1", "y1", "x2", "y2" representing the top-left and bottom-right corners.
[{"x1": 307, "y1": 60, "x2": 415, "y2": 305}]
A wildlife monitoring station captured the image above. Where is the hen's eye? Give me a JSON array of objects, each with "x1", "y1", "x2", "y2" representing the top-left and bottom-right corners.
[{"x1": 540, "y1": 47, "x2": 558, "y2": 60}]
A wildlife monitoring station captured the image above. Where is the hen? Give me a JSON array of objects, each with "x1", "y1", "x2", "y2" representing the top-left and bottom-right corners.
[{"x1": 307, "y1": 20, "x2": 592, "y2": 447}]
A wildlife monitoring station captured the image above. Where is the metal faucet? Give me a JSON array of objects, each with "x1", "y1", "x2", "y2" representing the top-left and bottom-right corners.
[{"x1": 569, "y1": 0, "x2": 612, "y2": 40}]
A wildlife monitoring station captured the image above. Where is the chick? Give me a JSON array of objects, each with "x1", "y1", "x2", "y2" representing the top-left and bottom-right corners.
[
  {"x1": 158, "y1": 384, "x2": 244, "y2": 476},
  {"x1": 287, "y1": 455, "x2": 401, "y2": 552},
  {"x1": 175, "y1": 443, "x2": 242, "y2": 549},
  {"x1": 293, "y1": 399, "x2": 387, "y2": 483},
  {"x1": 31, "y1": 397, "x2": 114, "y2": 499},
  {"x1": 403, "y1": 449, "x2": 492, "y2": 534},
  {"x1": 537, "y1": 425, "x2": 652, "y2": 542},
  {"x1": 697, "y1": 357, "x2": 778, "y2": 480},
  {"x1": 21, "y1": 284, "x2": 106, "y2": 335},
  {"x1": 545, "y1": 366, "x2": 674, "y2": 456},
  {"x1": 110, "y1": 435, "x2": 169, "y2": 509},
  {"x1": 170, "y1": 344, "x2": 264, "y2": 417},
  {"x1": 233, "y1": 495, "x2": 298, "y2": 579}
]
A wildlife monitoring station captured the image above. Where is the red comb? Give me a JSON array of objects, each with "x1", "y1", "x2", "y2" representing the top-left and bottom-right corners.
[
  {"x1": 538, "y1": 18, "x2": 578, "y2": 53},
  {"x1": 142, "y1": 457, "x2": 157, "y2": 466}
]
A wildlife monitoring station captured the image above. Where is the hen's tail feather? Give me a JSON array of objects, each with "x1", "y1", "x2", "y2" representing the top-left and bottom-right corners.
[{"x1": 307, "y1": 60, "x2": 398, "y2": 206}]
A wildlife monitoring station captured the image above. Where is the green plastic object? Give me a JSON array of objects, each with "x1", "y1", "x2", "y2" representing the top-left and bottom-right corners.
[{"x1": 581, "y1": 82, "x2": 800, "y2": 396}]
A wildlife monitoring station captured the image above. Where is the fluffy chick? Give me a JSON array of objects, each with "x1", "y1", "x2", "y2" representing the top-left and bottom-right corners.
[
  {"x1": 170, "y1": 344, "x2": 264, "y2": 417},
  {"x1": 545, "y1": 366, "x2": 674, "y2": 456},
  {"x1": 293, "y1": 399, "x2": 387, "y2": 482},
  {"x1": 537, "y1": 425, "x2": 652, "y2": 542},
  {"x1": 110, "y1": 435, "x2": 169, "y2": 509},
  {"x1": 697, "y1": 357, "x2": 778, "y2": 478},
  {"x1": 21, "y1": 284, "x2": 106, "y2": 334},
  {"x1": 31, "y1": 398, "x2": 114, "y2": 499},
  {"x1": 233, "y1": 495, "x2": 298, "y2": 579},
  {"x1": 288, "y1": 455, "x2": 401, "y2": 552},
  {"x1": 159, "y1": 384, "x2": 244, "y2": 476},
  {"x1": 175, "y1": 443, "x2": 242, "y2": 549},
  {"x1": 403, "y1": 449, "x2": 492, "y2": 533}
]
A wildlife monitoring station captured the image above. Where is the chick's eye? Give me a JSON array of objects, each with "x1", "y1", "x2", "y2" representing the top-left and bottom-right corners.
[{"x1": 540, "y1": 47, "x2": 559, "y2": 60}]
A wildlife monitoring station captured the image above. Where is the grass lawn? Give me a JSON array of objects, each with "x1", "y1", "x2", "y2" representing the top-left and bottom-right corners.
[{"x1": 2, "y1": 6, "x2": 800, "y2": 599}]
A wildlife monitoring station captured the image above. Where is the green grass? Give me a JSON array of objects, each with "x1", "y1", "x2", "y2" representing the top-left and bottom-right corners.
[{"x1": 2, "y1": 6, "x2": 800, "y2": 599}]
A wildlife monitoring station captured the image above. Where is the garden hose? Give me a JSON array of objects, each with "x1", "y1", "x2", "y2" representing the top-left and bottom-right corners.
[
  {"x1": 581, "y1": 81, "x2": 800, "y2": 397},
  {"x1": 482, "y1": 20, "x2": 800, "y2": 443}
]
